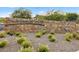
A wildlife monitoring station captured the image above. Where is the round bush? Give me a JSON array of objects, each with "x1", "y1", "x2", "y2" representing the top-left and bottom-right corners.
[
  {"x1": 38, "y1": 44, "x2": 49, "y2": 52},
  {"x1": 49, "y1": 36, "x2": 56, "y2": 42},
  {"x1": 50, "y1": 32, "x2": 55, "y2": 35},
  {"x1": 17, "y1": 37, "x2": 27, "y2": 44},
  {"x1": 42, "y1": 30, "x2": 47, "y2": 35},
  {"x1": 65, "y1": 37, "x2": 71, "y2": 42},
  {"x1": 19, "y1": 47, "x2": 33, "y2": 52},
  {"x1": 35, "y1": 31, "x2": 42, "y2": 38},
  {"x1": 48, "y1": 34, "x2": 52, "y2": 39},
  {"x1": 0, "y1": 31, "x2": 7, "y2": 38},
  {"x1": 7, "y1": 31, "x2": 15, "y2": 36},
  {"x1": 14, "y1": 32, "x2": 22, "y2": 37},
  {"x1": 65, "y1": 32, "x2": 73, "y2": 42},
  {"x1": 73, "y1": 32, "x2": 77, "y2": 38},
  {"x1": 75, "y1": 34, "x2": 79, "y2": 40},
  {"x1": 48, "y1": 34, "x2": 56, "y2": 42},
  {"x1": 21, "y1": 40, "x2": 32, "y2": 48},
  {"x1": 0, "y1": 40, "x2": 8, "y2": 48}
]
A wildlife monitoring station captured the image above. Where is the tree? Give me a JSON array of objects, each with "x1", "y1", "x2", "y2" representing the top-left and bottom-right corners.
[
  {"x1": 65, "y1": 13, "x2": 78, "y2": 21},
  {"x1": 35, "y1": 15, "x2": 46, "y2": 20},
  {"x1": 46, "y1": 12, "x2": 65, "y2": 21},
  {"x1": 11, "y1": 8, "x2": 32, "y2": 19}
]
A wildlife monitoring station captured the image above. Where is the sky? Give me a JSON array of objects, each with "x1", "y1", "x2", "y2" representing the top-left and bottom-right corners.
[{"x1": 0, "y1": 7, "x2": 79, "y2": 17}]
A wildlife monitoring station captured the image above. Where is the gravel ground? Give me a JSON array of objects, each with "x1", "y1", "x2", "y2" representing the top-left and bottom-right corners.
[{"x1": 0, "y1": 33, "x2": 79, "y2": 52}]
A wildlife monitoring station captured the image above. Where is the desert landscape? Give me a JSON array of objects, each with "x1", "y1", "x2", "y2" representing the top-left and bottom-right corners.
[{"x1": 0, "y1": 7, "x2": 79, "y2": 52}]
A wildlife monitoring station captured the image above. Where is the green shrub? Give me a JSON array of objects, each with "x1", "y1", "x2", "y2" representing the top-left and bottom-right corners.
[
  {"x1": 17, "y1": 37, "x2": 27, "y2": 44},
  {"x1": 65, "y1": 37, "x2": 71, "y2": 42},
  {"x1": 42, "y1": 30, "x2": 47, "y2": 35},
  {"x1": 75, "y1": 34, "x2": 79, "y2": 40},
  {"x1": 48, "y1": 35, "x2": 56, "y2": 42},
  {"x1": 19, "y1": 47, "x2": 33, "y2": 52},
  {"x1": 38, "y1": 44, "x2": 49, "y2": 52},
  {"x1": 48, "y1": 33, "x2": 56, "y2": 42},
  {"x1": 65, "y1": 32, "x2": 73, "y2": 42},
  {"x1": 0, "y1": 31, "x2": 7, "y2": 38},
  {"x1": 0, "y1": 40, "x2": 8, "y2": 48},
  {"x1": 73, "y1": 32, "x2": 77, "y2": 38},
  {"x1": 35, "y1": 31, "x2": 42, "y2": 38},
  {"x1": 72, "y1": 33, "x2": 79, "y2": 40},
  {"x1": 50, "y1": 32, "x2": 55, "y2": 35},
  {"x1": 21, "y1": 40, "x2": 32, "y2": 48},
  {"x1": 14, "y1": 32, "x2": 22, "y2": 37},
  {"x1": 7, "y1": 31, "x2": 15, "y2": 36},
  {"x1": 48, "y1": 34, "x2": 52, "y2": 39}
]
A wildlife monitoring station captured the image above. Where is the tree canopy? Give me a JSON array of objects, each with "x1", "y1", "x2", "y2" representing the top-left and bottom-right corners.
[
  {"x1": 11, "y1": 8, "x2": 32, "y2": 19},
  {"x1": 65, "y1": 13, "x2": 78, "y2": 21}
]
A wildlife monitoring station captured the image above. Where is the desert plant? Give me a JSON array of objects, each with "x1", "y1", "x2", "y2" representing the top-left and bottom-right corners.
[
  {"x1": 75, "y1": 34, "x2": 79, "y2": 40},
  {"x1": 65, "y1": 37, "x2": 71, "y2": 42},
  {"x1": 7, "y1": 31, "x2": 15, "y2": 36},
  {"x1": 48, "y1": 34, "x2": 52, "y2": 39},
  {"x1": 21, "y1": 40, "x2": 32, "y2": 48},
  {"x1": 19, "y1": 47, "x2": 33, "y2": 52},
  {"x1": 50, "y1": 32, "x2": 55, "y2": 35},
  {"x1": 48, "y1": 33, "x2": 56, "y2": 42},
  {"x1": 14, "y1": 32, "x2": 22, "y2": 37},
  {"x1": 65, "y1": 32, "x2": 73, "y2": 42},
  {"x1": 42, "y1": 30, "x2": 47, "y2": 35},
  {"x1": 0, "y1": 40, "x2": 8, "y2": 48},
  {"x1": 73, "y1": 32, "x2": 77, "y2": 38},
  {"x1": 35, "y1": 31, "x2": 42, "y2": 38},
  {"x1": 38, "y1": 44, "x2": 49, "y2": 52},
  {"x1": 17, "y1": 37, "x2": 27, "y2": 44},
  {"x1": 0, "y1": 31, "x2": 7, "y2": 38},
  {"x1": 48, "y1": 35, "x2": 56, "y2": 42}
]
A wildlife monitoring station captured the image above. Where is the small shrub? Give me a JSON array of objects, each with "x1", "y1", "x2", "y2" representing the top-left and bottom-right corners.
[
  {"x1": 72, "y1": 33, "x2": 79, "y2": 40},
  {"x1": 0, "y1": 31, "x2": 7, "y2": 38},
  {"x1": 48, "y1": 35, "x2": 56, "y2": 42},
  {"x1": 48, "y1": 34, "x2": 53, "y2": 39},
  {"x1": 65, "y1": 37, "x2": 71, "y2": 42},
  {"x1": 7, "y1": 31, "x2": 15, "y2": 36},
  {"x1": 14, "y1": 32, "x2": 22, "y2": 37},
  {"x1": 50, "y1": 32, "x2": 55, "y2": 35},
  {"x1": 21, "y1": 40, "x2": 32, "y2": 48},
  {"x1": 48, "y1": 33, "x2": 56, "y2": 42},
  {"x1": 17, "y1": 37, "x2": 27, "y2": 44},
  {"x1": 0, "y1": 40, "x2": 8, "y2": 48},
  {"x1": 35, "y1": 31, "x2": 42, "y2": 38},
  {"x1": 19, "y1": 47, "x2": 33, "y2": 52},
  {"x1": 65, "y1": 32, "x2": 73, "y2": 42},
  {"x1": 42, "y1": 30, "x2": 47, "y2": 35},
  {"x1": 38, "y1": 44, "x2": 49, "y2": 52},
  {"x1": 75, "y1": 34, "x2": 79, "y2": 40},
  {"x1": 73, "y1": 32, "x2": 77, "y2": 38}
]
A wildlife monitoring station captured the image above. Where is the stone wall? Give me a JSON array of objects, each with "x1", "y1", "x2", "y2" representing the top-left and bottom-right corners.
[{"x1": 4, "y1": 18, "x2": 79, "y2": 33}]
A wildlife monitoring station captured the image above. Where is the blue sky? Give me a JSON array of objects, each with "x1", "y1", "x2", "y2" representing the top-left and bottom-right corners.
[{"x1": 0, "y1": 7, "x2": 79, "y2": 17}]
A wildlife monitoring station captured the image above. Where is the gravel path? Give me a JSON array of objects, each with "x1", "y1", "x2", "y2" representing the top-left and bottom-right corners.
[{"x1": 0, "y1": 33, "x2": 79, "y2": 52}]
